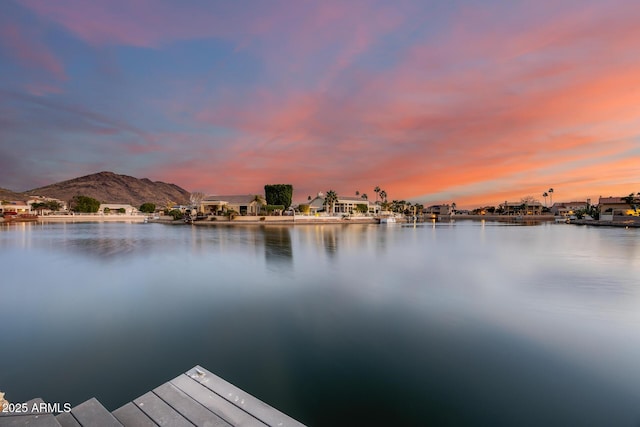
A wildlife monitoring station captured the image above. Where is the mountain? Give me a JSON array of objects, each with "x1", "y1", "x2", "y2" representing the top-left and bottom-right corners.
[
  {"x1": 25, "y1": 171, "x2": 190, "y2": 207},
  {"x1": 0, "y1": 187, "x2": 26, "y2": 202}
]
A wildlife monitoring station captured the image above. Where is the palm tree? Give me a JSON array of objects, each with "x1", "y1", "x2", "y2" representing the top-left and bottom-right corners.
[
  {"x1": 543, "y1": 192, "x2": 548, "y2": 207},
  {"x1": 325, "y1": 190, "x2": 338, "y2": 215},
  {"x1": 361, "y1": 193, "x2": 368, "y2": 201},
  {"x1": 379, "y1": 190, "x2": 387, "y2": 202},
  {"x1": 451, "y1": 202, "x2": 457, "y2": 214},
  {"x1": 374, "y1": 186, "x2": 381, "y2": 202},
  {"x1": 355, "y1": 190, "x2": 360, "y2": 197},
  {"x1": 548, "y1": 188, "x2": 554, "y2": 206},
  {"x1": 251, "y1": 194, "x2": 266, "y2": 215}
]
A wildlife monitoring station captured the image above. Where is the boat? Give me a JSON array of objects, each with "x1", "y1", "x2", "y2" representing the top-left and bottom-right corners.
[
  {"x1": 379, "y1": 217, "x2": 396, "y2": 224},
  {"x1": 554, "y1": 215, "x2": 571, "y2": 223}
]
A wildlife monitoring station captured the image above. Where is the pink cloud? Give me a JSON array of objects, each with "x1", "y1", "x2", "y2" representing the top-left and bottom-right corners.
[
  {"x1": 12, "y1": 1, "x2": 639, "y2": 206},
  {"x1": 0, "y1": 23, "x2": 66, "y2": 81}
]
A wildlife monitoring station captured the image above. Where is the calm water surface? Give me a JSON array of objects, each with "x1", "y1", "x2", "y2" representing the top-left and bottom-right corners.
[{"x1": 1, "y1": 221, "x2": 639, "y2": 426}]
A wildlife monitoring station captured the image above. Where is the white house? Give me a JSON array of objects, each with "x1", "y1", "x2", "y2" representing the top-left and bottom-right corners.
[
  {"x1": 98, "y1": 204, "x2": 138, "y2": 215},
  {"x1": 199, "y1": 195, "x2": 265, "y2": 216}
]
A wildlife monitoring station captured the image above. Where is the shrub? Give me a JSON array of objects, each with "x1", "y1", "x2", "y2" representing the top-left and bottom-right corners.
[
  {"x1": 264, "y1": 184, "x2": 293, "y2": 209},
  {"x1": 139, "y1": 203, "x2": 156, "y2": 213},
  {"x1": 168, "y1": 209, "x2": 183, "y2": 220}
]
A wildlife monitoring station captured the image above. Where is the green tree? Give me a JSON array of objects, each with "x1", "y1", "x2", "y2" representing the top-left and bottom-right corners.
[
  {"x1": 355, "y1": 204, "x2": 368, "y2": 214},
  {"x1": 103, "y1": 207, "x2": 111, "y2": 214},
  {"x1": 374, "y1": 186, "x2": 381, "y2": 202},
  {"x1": 46, "y1": 200, "x2": 61, "y2": 212},
  {"x1": 139, "y1": 203, "x2": 156, "y2": 213},
  {"x1": 324, "y1": 190, "x2": 338, "y2": 214},
  {"x1": 118, "y1": 208, "x2": 126, "y2": 214},
  {"x1": 30, "y1": 202, "x2": 46, "y2": 214},
  {"x1": 264, "y1": 184, "x2": 293, "y2": 209},
  {"x1": 72, "y1": 195, "x2": 100, "y2": 213},
  {"x1": 361, "y1": 193, "x2": 368, "y2": 201},
  {"x1": 379, "y1": 190, "x2": 387, "y2": 203},
  {"x1": 168, "y1": 209, "x2": 183, "y2": 220}
]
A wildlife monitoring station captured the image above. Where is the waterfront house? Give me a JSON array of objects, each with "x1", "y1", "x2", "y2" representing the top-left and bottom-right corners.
[
  {"x1": 98, "y1": 204, "x2": 138, "y2": 215},
  {"x1": 425, "y1": 204, "x2": 451, "y2": 215},
  {"x1": 304, "y1": 194, "x2": 326, "y2": 214},
  {"x1": 333, "y1": 196, "x2": 374, "y2": 215},
  {"x1": 499, "y1": 201, "x2": 543, "y2": 215},
  {"x1": 550, "y1": 201, "x2": 588, "y2": 216},
  {"x1": 598, "y1": 197, "x2": 635, "y2": 220},
  {"x1": 26, "y1": 196, "x2": 68, "y2": 215},
  {"x1": 199, "y1": 195, "x2": 264, "y2": 216},
  {"x1": 302, "y1": 193, "x2": 377, "y2": 215},
  {"x1": 0, "y1": 201, "x2": 31, "y2": 214}
]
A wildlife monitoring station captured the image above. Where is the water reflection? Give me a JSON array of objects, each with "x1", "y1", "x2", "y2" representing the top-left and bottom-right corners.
[
  {"x1": 1, "y1": 222, "x2": 640, "y2": 426},
  {"x1": 262, "y1": 226, "x2": 293, "y2": 270}
]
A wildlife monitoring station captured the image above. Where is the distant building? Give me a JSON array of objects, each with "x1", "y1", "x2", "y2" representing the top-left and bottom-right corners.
[
  {"x1": 598, "y1": 197, "x2": 635, "y2": 220},
  {"x1": 25, "y1": 196, "x2": 68, "y2": 214},
  {"x1": 0, "y1": 201, "x2": 31, "y2": 214},
  {"x1": 199, "y1": 195, "x2": 264, "y2": 216},
  {"x1": 499, "y1": 201, "x2": 543, "y2": 215},
  {"x1": 299, "y1": 192, "x2": 378, "y2": 215},
  {"x1": 550, "y1": 201, "x2": 588, "y2": 216},
  {"x1": 99, "y1": 204, "x2": 138, "y2": 215},
  {"x1": 424, "y1": 204, "x2": 451, "y2": 215}
]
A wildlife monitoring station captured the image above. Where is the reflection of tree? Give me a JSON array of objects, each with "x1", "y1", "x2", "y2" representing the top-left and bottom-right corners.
[
  {"x1": 322, "y1": 226, "x2": 338, "y2": 257},
  {"x1": 262, "y1": 226, "x2": 292, "y2": 268}
]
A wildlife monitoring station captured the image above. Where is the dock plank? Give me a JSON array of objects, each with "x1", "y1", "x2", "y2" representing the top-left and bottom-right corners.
[
  {"x1": 56, "y1": 412, "x2": 81, "y2": 427},
  {"x1": 0, "y1": 414, "x2": 61, "y2": 426},
  {"x1": 154, "y1": 382, "x2": 231, "y2": 427},
  {"x1": 0, "y1": 398, "x2": 51, "y2": 417},
  {"x1": 170, "y1": 375, "x2": 267, "y2": 427},
  {"x1": 186, "y1": 366, "x2": 305, "y2": 427},
  {"x1": 70, "y1": 398, "x2": 122, "y2": 427},
  {"x1": 0, "y1": 398, "x2": 60, "y2": 427},
  {"x1": 112, "y1": 402, "x2": 158, "y2": 427},
  {"x1": 133, "y1": 392, "x2": 193, "y2": 427}
]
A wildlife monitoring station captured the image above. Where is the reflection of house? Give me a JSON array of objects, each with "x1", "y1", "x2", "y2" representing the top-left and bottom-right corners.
[
  {"x1": 499, "y1": 201, "x2": 543, "y2": 215},
  {"x1": 598, "y1": 197, "x2": 633, "y2": 216},
  {"x1": 550, "y1": 201, "x2": 588, "y2": 215},
  {"x1": 99, "y1": 204, "x2": 137, "y2": 215},
  {"x1": 199, "y1": 195, "x2": 264, "y2": 216}
]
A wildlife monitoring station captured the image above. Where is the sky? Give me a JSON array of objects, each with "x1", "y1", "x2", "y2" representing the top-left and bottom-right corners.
[{"x1": 1, "y1": 0, "x2": 639, "y2": 208}]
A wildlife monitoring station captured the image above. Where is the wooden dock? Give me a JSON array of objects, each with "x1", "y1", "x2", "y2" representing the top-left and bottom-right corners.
[{"x1": 0, "y1": 366, "x2": 306, "y2": 427}]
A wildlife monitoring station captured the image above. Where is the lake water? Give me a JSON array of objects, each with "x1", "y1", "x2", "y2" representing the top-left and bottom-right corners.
[{"x1": 1, "y1": 220, "x2": 639, "y2": 426}]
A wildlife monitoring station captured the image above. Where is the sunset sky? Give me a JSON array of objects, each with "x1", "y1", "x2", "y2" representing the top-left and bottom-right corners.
[{"x1": 1, "y1": 0, "x2": 639, "y2": 208}]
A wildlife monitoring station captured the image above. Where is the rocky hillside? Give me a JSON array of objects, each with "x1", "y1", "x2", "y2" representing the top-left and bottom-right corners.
[
  {"x1": 25, "y1": 171, "x2": 190, "y2": 207},
  {"x1": 0, "y1": 187, "x2": 26, "y2": 201}
]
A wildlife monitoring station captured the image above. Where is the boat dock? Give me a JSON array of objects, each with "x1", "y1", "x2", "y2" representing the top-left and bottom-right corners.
[{"x1": 0, "y1": 366, "x2": 306, "y2": 427}]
